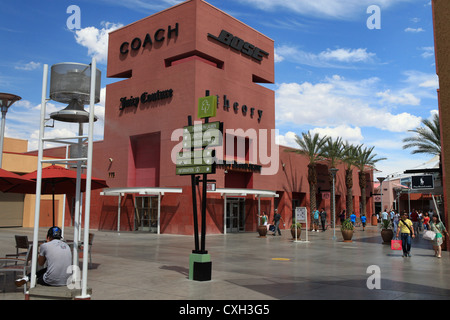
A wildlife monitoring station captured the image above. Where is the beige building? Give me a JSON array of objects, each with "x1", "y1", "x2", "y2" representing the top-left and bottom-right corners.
[{"x1": 0, "y1": 137, "x2": 66, "y2": 227}]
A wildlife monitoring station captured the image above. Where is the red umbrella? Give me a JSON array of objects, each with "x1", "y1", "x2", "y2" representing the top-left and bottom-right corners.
[
  {"x1": 0, "y1": 168, "x2": 34, "y2": 192},
  {"x1": 3, "y1": 165, "x2": 108, "y2": 225}
]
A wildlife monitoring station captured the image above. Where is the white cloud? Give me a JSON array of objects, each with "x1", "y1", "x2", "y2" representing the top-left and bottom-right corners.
[
  {"x1": 405, "y1": 27, "x2": 425, "y2": 33},
  {"x1": 275, "y1": 45, "x2": 376, "y2": 67},
  {"x1": 310, "y1": 125, "x2": 363, "y2": 145},
  {"x1": 319, "y1": 48, "x2": 375, "y2": 63},
  {"x1": 403, "y1": 70, "x2": 438, "y2": 90},
  {"x1": 15, "y1": 61, "x2": 41, "y2": 71},
  {"x1": 420, "y1": 46, "x2": 434, "y2": 58},
  {"x1": 236, "y1": 0, "x2": 412, "y2": 20},
  {"x1": 74, "y1": 22, "x2": 123, "y2": 64},
  {"x1": 276, "y1": 131, "x2": 298, "y2": 148},
  {"x1": 275, "y1": 76, "x2": 422, "y2": 133},
  {"x1": 376, "y1": 89, "x2": 420, "y2": 106}
]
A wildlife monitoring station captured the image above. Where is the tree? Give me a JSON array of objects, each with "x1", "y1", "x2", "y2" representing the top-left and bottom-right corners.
[
  {"x1": 293, "y1": 131, "x2": 328, "y2": 229},
  {"x1": 354, "y1": 145, "x2": 386, "y2": 219},
  {"x1": 322, "y1": 137, "x2": 344, "y2": 224},
  {"x1": 402, "y1": 113, "x2": 441, "y2": 156},
  {"x1": 341, "y1": 142, "x2": 359, "y2": 217}
]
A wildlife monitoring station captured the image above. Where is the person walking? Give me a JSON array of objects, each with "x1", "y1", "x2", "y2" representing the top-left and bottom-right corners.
[
  {"x1": 381, "y1": 209, "x2": 389, "y2": 223},
  {"x1": 426, "y1": 215, "x2": 449, "y2": 258},
  {"x1": 423, "y1": 212, "x2": 430, "y2": 230},
  {"x1": 320, "y1": 208, "x2": 327, "y2": 232},
  {"x1": 360, "y1": 214, "x2": 367, "y2": 231},
  {"x1": 272, "y1": 209, "x2": 284, "y2": 236},
  {"x1": 313, "y1": 209, "x2": 320, "y2": 232},
  {"x1": 393, "y1": 210, "x2": 400, "y2": 234},
  {"x1": 258, "y1": 211, "x2": 269, "y2": 230},
  {"x1": 339, "y1": 210, "x2": 346, "y2": 224},
  {"x1": 410, "y1": 209, "x2": 419, "y2": 236},
  {"x1": 396, "y1": 211, "x2": 415, "y2": 257},
  {"x1": 350, "y1": 212, "x2": 356, "y2": 226}
]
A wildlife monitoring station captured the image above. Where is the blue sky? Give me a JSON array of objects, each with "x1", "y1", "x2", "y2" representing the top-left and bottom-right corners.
[{"x1": 0, "y1": 0, "x2": 438, "y2": 179}]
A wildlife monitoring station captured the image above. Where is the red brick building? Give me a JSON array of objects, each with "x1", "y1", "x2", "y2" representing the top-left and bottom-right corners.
[{"x1": 65, "y1": 0, "x2": 373, "y2": 234}]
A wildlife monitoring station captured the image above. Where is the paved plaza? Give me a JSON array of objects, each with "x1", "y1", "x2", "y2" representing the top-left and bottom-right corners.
[{"x1": 1, "y1": 224, "x2": 449, "y2": 301}]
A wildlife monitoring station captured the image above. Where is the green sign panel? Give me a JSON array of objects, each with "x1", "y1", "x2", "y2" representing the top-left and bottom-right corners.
[
  {"x1": 182, "y1": 121, "x2": 223, "y2": 149},
  {"x1": 176, "y1": 156, "x2": 216, "y2": 167},
  {"x1": 183, "y1": 121, "x2": 222, "y2": 133},
  {"x1": 197, "y1": 95, "x2": 217, "y2": 118},
  {"x1": 176, "y1": 165, "x2": 215, "y2": 175}
]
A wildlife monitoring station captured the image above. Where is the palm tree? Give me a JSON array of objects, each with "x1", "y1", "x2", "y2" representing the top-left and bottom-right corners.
[
  {"x1": 341, "y1": 142, "x2": 359, "y2": 217},
  {"x1": 354, "y1": 145, "x2": 386, "y2": 219},
  {"x1": 293, "y1": 131, "x2": 328, "y2": 229},
  {"x1": 402, "y1": 113, "x2": 441, "y2": 156},
  {"x1": 322, "y1": 137, "x2": 344, "y2": 224}
]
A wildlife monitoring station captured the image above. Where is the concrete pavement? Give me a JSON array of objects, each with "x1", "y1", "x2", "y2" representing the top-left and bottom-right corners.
[{"x1": 0, "y1": 224, "x2": 449, "y2": 300}]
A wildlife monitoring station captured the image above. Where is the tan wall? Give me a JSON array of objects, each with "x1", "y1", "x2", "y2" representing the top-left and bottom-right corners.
[{"x1": 1, "y1": 137, "x2": 66, "y2": 227}]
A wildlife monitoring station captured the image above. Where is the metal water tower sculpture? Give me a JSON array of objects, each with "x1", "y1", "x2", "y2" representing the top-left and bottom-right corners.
[{"x1": 30, "y1": 59, "x2": 100, "y2": 299}]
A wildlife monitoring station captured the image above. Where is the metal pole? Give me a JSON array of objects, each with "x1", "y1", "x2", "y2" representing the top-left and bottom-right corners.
[
  {"x1": 332, "y1": 173, "x2": 336, "y2": 241},
  {"x1": 61, "y1": 145, "x2": 69, "y2": 238},
  {"x1": 0, "y1": 108, "x2": 6, "y2": 168},
  {"x1": 30, "y1": 64, "x2": 48, "y2": 289},
  {"x1": 80, "y1": 58, "x2": 97, "y2": 298},
  {"x1": 201, "y1": 173, "x2": 207, "y2": 253},
  {"x1": 157, "y1": 192, "x2": 161, "y2": 235},
  {"x1": 223, "y1": 195, "x2": 227, "y2": 235},
  {"x1": 73, "y1": 123, "x2": 83, "y2": 268},
  {"x1": 117, "y1": 193, "x2": 121, "y2": 232}
]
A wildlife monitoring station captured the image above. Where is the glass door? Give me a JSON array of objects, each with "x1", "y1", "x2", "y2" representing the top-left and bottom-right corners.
[
  {"x1": 135, "y1": 196, "x2": 158, "y2": 232},
  {"x1": 226, "y1": 198, "x2": 245, "y2": 233}
]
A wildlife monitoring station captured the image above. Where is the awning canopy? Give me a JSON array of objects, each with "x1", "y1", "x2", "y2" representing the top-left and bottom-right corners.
[
  {"x1": 100, "y1": 187, "x2": 183, "y2": 196},
  {"x1": 207, "y1": 188, "x2": 278, "y2": 234},
  {"x1": 208, "y1": 188, "x2": 279, "y2": 198},
  {"x1": 99, "y1": 187, "x2": 182, "y2": 234}
]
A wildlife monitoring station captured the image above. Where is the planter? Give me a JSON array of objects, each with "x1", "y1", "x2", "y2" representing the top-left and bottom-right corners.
[
  {"x1": 291, "y1": 228, "x2": 302, "y2": 239},
  {"x1": 341, "y1": 229, "x2": 353, "y2": 242},
  {"x1": 381, "y1": 229, "x2": 393, "y2": 244},
  {"x1": 258, "y1": 225, "x2": 268, "y2": 238}
]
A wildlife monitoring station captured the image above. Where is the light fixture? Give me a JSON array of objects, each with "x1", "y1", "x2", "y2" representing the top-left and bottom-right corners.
[
  {"x1": 0, "y1": 93, "x2": 22, "y2": 168},
  {"x1": 49, "y1": 63, "x2": 101, "y2": 123}
]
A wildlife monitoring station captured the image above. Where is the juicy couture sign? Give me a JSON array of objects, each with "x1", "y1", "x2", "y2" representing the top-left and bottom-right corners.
[{"x1": 120, "y1": 89, "x2": 174, "y2": 110}]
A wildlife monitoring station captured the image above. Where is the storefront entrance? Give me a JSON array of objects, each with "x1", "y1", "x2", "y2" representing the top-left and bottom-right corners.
[
  {"x1": 226, "y1": 198, "x2": 245, "y2": 233},
  {"x1": 135, "y1": 196, "x2": 158, "y2": 232}
]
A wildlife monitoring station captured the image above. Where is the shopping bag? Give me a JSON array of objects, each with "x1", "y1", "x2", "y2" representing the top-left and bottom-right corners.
[
  {"x1": 391, "y1": 239, "x2": 402, "y2": 250},
  {"x1": 269, "y1": 225, "x2": 275, "y2": 232},
  {"x1": 422, "y1": 230, "x2": 436, "y2": 241}
]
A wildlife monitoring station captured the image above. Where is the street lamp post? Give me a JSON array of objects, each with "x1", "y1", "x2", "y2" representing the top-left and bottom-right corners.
[
  {"x1": 330, "y1": 167, "x2": 339, "y2": 241},
  {"x1": 0, "y1": 93, "x2": 21, "y2": 168},
  {"x1": 377, "y1": 177, "x2": 386, "y2": 215}
]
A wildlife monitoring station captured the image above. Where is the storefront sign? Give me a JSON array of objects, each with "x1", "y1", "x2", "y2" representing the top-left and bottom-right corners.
[
  {"x1": 119, "y1": 89, "x2": 173, "y2": 110},
  {"x1": 221, "y1": 94, "x2": 263, "y2": 122},
  {"x1": 411, "y1": 175, "x2": 434, "y2": 189},
  {"x1": 120, "y1": 23, "x2": 179, "y2": 54},
  {"x1": 207, "y1": 29, "x2": 269, "y2": 62},
  {"x1": 198, "y1": 95, "x2": 217, "y2": 118},
  {"x1": 216, "y1": 162, "x2": 262, "y2": 173}
]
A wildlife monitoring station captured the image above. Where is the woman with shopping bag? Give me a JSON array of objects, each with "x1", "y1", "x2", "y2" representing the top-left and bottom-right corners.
[{"x1": 426, "y1": 215, "x2": 449, "y2": 258}]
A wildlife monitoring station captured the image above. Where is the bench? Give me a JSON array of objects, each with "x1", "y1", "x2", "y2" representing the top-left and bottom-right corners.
[{"x1": 25, "y1": 285, "x2": 92, "y2": 300}]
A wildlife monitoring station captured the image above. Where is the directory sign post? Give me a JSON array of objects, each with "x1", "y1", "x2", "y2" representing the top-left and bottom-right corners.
[
  {"x1": 294, "y1": 207, "x2": 310, "y2": 243},
  {"x1": 177, "y1": 93, "x2": 223, "y2": 281}
]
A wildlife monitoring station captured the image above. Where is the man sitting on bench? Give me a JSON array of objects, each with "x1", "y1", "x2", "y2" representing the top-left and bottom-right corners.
[{"x1": 16, "y1": 226, "x2": 72, "y2": 287}]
